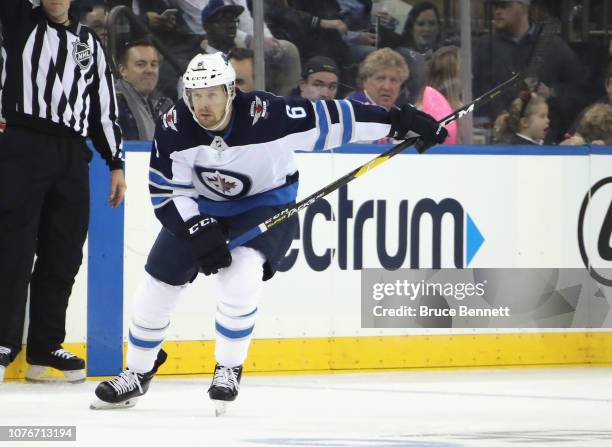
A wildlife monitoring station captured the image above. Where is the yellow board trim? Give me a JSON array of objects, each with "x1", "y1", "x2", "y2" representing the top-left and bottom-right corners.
[{"x1": 5, "y1": 332, "x2": 612, "y2": 380}]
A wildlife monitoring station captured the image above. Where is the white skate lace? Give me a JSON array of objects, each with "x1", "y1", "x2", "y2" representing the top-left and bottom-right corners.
[
  {"x1": 52, "y1": 349, "x2": 76, "y2": 359},
  {"x1": 108, "y1": 370, "x2": 143, "y2": 395},
  {"x1": 212, "y1": 366, "x2": 239, "y2": 391},
  {"x1": 0, "y1": 347, "x2": 11, "y2": 356}
]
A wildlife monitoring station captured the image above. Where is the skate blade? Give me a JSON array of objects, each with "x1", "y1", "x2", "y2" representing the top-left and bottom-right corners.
[
  {"x1": 212, "y1": 399, "x2": 229, "y2": 417},
  {"x1": 90, "y1": 396, "x2": 139, "y2": 410},
  {"x1": 26, "y1": 365, "x2": 86, "y2": 384},
  {"x1": 0, "y1": 365, "x2": 5, "y2": 383}
]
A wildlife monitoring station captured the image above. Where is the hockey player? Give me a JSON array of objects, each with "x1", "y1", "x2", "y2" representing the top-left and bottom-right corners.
[{"x1": 90, "y1": 52, "x2": 447, "y2": 413}]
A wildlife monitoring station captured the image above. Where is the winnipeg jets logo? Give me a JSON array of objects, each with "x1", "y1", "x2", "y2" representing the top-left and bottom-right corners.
[
  {"x1": 249, "y1": 96, "x2": 269, "y2": 125},
  {"x1": 161, "y1": 108, "x2": 177, "y2": 131},
  {"x1": 72, "y1": 41, "x2": 92, "y2": 70},
  {"x1": 194, "y1": 166, "x2": 252, "y2": 200},
  {"x1": 206, "y1": 172, "x2": 237, "y2": 194}
]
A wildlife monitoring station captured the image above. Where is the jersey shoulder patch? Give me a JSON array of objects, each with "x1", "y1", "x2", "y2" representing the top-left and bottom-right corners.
[{"x1": 161, "y1": 106, "x2": 179, "y2": 131}]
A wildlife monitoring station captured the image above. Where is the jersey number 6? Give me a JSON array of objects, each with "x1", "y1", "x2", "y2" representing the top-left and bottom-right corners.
[{"x1": 286, "y1": 105, "x2": 306, "y2": 119}]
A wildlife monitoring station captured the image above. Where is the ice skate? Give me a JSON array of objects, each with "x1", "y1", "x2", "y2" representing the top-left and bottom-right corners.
[
  {"x1": 90, "y1": 349, "x2": 167, "y2": 410},
  {"x1": 26, "y1": 347, "x2": 86, "y2": 384},
  {"x1": 208, "y1": 363, "x2": 242, "y2": 416}
]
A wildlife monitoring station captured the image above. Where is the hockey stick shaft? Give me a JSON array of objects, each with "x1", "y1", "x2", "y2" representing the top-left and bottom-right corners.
[{"x1": 227, "y1": 72, "x2": 521, "y2": 250}]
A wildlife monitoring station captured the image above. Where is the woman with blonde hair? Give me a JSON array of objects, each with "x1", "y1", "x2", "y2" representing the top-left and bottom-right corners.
[
  {"x1": 428, "y1": 46, "x2": 462, "y2": 111},
  {"x1": 415, "y1": 45, "x2": 462, "y2": 144}
]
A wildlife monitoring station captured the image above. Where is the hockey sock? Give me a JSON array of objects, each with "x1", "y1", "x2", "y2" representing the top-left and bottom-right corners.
[
  {"x1": 213, "y1": 247, "x2": 265, "y2": 367},
  {"x1": 127, "y1": 272, "x2": 186, "y2": 373}
]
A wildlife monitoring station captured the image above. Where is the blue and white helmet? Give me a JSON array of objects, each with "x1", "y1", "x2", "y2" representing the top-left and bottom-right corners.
[{"x1": 182, "y1": 52, "x2": 236, "y2": 130}]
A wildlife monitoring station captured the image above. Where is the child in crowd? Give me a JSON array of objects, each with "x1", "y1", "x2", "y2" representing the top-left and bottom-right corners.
[
  {"x1": 494, "y1": 91, "x2": 550, "y2": 145},
  {"x1": 561, "y1": 103, "x2": 612, "y2": 146}
]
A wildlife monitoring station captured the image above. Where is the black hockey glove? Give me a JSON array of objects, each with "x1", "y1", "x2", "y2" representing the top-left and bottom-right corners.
[
  {"x1": 185, "y1": 215, "x2": 232, "y2": 275},
  {"x1": 388, "y1": 104, "x2": 448, "y2": 146}
]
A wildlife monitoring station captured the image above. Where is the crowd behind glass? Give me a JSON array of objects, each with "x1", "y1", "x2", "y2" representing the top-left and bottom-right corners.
[{"x1": 0, "y1": 0, "x2": 610, "y2": 146}]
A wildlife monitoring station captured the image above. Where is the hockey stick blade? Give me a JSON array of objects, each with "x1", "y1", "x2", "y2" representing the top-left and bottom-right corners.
[{"x1": 227, "y1": 72, "x2": 521, "y2": 250}]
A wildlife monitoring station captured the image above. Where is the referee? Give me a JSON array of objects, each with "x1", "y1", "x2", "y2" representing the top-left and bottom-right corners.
[{"x1": 0, "y1": 0, "x2": 125, "y2": 383}]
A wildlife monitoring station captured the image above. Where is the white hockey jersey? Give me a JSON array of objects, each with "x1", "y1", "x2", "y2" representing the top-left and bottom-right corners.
[{"x1": 149, "y1": 89, "x2": 392, "y2": 237}]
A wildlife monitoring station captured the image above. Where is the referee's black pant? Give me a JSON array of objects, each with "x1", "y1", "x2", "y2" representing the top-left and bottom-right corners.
[{"x1": 0, "y1": 126, "x2": 91, "y2": 362}]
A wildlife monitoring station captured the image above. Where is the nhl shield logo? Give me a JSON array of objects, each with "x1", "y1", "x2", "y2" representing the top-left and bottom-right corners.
[{"x1": 72, "y1": 41, "x2": 92, "y2": 70}]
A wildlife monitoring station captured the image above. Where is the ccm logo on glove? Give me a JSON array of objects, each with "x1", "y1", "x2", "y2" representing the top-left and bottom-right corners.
[
  {"x1": 185, "y1": 215, "x2": 232, "y2": 275},
  {"x1": 188, "y1": 216, "x2": 217, "y2": 235}
]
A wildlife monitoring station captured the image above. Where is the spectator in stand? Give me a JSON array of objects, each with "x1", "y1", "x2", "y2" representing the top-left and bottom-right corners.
[
  {"x1": 570, "y1": 63, "x2": 612, "y2": 134},
  {"x1": 383, "y1": 2, "x2": 448, "y2": 105},
  {"x1": 264, "y1": 0, "x2": 350, "y2": 73},
  {"x1": 138, "y1": 3, "x2": 179, "y2": 34},
  {"x1": 416, "y1": 85, "x2": 456, "y2": 144},
  {"x1": 233, "y1": 0, "x2": 302, "y2": 96},
  {"x1": 428, "y1": 46, "x2": 462, "y2": 110},
  {"x1": 347, "y1": 47, "x2": 409, "y2": 144},
  {"x1": 288, "y1": 56, "x2": 339, "y2": 101},
  {"x1": 347, "y1": 46, "x2": 448, "y2": 146},
  {"x1": 172, "y1": 1, "x2": 245, "y2": 97},
  {"x1": 115, "y1": 40, "x2": 173, "y2": 141},
  {"x1": 228, "y1": 47, "x2": 254, "y2": 92},
  {"x1": 562, "y1": 104, "x2": 612, "y2": 146},
  {"x1": 83, "y1": 4, "x2": 109, "y2": 48},
  {"x1": 132, "y1": 0, "x2": 204, "y2": 100},
  {"x1": 348, "y1": 47, "x2": 408, "y2": 111},
  {"x1": 494, "y1": 91, "x2": 550, "y2": 145},
  {"x1": 400, "y1": 2, "x2": 445, "y2": 58},
  {"x1": 424, "y1": 45, "x2": 462, "y2": 143},
  {"x1": 197, "y1": 0, "x2": 300, "y2": 96},
  {"x1": 179, "y1": 0, "x2": 300, "y2": 96},
  {"x1": 473, "y1": 0, "x2": 582, "y2": 143},
  {"x1": 335, "y1": 0, "x2": 390, "y2": 63},
  {"x1": 201, "y1": 1, "x2": 243, "y2": 54},
  {"x1": 265, "y1": 0, "x2": 418, "y2": 98},
  {"x1": 335, "y1": 0, "x2": 428, "y2": 103}
]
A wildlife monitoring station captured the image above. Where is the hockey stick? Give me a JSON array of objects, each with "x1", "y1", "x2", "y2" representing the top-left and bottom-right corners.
[{"x1": 227, "y1": 72, "x2": 520, "y2": 250}]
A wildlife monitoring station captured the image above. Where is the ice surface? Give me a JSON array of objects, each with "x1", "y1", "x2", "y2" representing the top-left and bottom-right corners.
[{"x1": 1, "y1": 367, "x2": 612, "y2": 446}]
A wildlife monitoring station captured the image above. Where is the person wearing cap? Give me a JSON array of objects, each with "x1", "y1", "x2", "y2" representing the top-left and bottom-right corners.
[
  {"x1": 289, "y1": 56, "x2": 340, "y2": 101},
  {"x1": 201, "y1": 0, "x2": 244, "y2": 54},
  {"x1": 200, "y1": 0, "x2": 301, "y2": 96},
  {"x1": 472, "y1": 0, "x2": 583, "y2": 143}
]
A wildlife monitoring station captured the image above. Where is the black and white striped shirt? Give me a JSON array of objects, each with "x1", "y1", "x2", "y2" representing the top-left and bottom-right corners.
[{"x1": 0, "y1": 0, "x2": 122, "y2": 169}]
